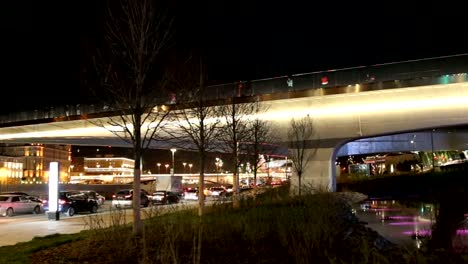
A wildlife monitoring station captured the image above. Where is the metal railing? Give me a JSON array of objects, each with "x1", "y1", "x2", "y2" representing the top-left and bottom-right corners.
[{"x1": 1, "y1": 54, "x2": 467, "y2": 125}]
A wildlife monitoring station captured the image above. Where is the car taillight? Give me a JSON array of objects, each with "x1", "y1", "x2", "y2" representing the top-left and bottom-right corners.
[
  {"x1": 125, "y1": 194, "x2": 132, "y2": 200},
  {"x1": 58, "y1": 199, "x2": 66, "y2": 205},
  {"x1": 112, "y1": 194, "x2": 116, "y2": 198}
]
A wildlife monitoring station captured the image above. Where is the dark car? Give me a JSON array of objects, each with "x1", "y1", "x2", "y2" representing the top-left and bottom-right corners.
[
  {"x1": 150, "y1": 191, "x2": 180, "y2": 205},
  {"x1": 44, "y1": 191, "x2": 98, "y2": 216}
]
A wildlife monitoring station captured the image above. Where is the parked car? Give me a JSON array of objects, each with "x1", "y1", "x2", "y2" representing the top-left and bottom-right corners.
[
  {"x1": 96, "y1": 193, "x2": 106, "y2": 206},
  {"x1": 150, "y1": 191, "x2": 180, "y2": 205},
  {"x1": 0, "y1": 194, "x2": 43, "y2": 217},
  {"x1": 43, "y1": 191, "x2": 99, "y2": 216},
  {"x1": 0, "y1": 192, "x2": 44, "y2": 204},
  {"x1": 79, "y1": 190, "x2": 105, "y2": 206},
  {"x1": 183, "y1": 188, "x2": 201, "y2": 201},
  {"x1": 209, "y1": 187, "x2": 227, "y2": 196},
  {"x1": 0, "y1": 191, "x2": 29, "y2": 196},
  {"x1": 112, "y1": 189, "x2": 150, "y2": 208}
]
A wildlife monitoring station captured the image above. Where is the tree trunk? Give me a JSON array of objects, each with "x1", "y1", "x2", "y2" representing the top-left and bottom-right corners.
[
  {"x1": 253, "y1": 168, "x2": 257, "y2": 189},
  {"x1": 198, "y1": 150, "x2": 205, "y2": 216},
  {"x1": 232, "y1": 142, "x2": 240, "y2": 208},
  {"x1": 132, "y1": 113, "x2": 143, "y2": 237},
  {"x1": 298, "y1": 172, "x2": 302, "y2": 196},
  {"x1": 429, "y1": 192, "x2": 465, "y2": 252}
]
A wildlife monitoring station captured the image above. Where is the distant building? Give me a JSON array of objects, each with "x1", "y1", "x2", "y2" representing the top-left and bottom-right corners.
[
  {"x1": 70, "y1": 156, "x2": 135, "y2": 184},
  {"x1": 0, "y1": 144, "x2": 71, "y2": 184},
  {"x1": 0, "y1": 156, "x2": 24, "y2": 185}
]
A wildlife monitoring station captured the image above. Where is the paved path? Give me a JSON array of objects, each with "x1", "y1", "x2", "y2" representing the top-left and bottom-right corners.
[
  {"x1": 0, "y1": 213, "x2": 97, "y2": 247},
  {"x1": 0, "y1": 202, "x2": 200, "y2": 247}
]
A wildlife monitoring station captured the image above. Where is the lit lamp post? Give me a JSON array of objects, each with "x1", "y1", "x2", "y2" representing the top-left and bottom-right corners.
[
  {"x1": 219, "y1": 160, "x2": 223, "y2": 183},
  {"x1": 215, "y1": 157, "x2": 223, "y2": 183},
  {"x1": 170, "y1": 148, "x2": 177, "y2": 176},
  {"x1": 215, "y1": 158, "x2": 220, "y2": 183},
  {"x1": 431, "y1": 129, "x2": 435, "y2": 171},
  {"x1": 183, "y1": 162, "x2": 187, "y2": 174},
  {"x1": 189, "y1": 163, "x2": 193, "y2": 175},
  {"x1": 157, "y1": 163, "x2": 161, "y2": 174},
  {"x1": 165, "y1": 164, "x2": 169, "y2": 174}
]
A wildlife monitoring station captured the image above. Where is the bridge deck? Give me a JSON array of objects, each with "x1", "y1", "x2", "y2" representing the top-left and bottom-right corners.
[{"x1": 0, "y1": 54, "x2": 467, "y2": 126}]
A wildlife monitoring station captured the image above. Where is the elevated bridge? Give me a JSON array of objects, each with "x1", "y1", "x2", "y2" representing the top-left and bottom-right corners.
[{"x1": 0, "y1": 54, "x2": 467, "y2": 192}]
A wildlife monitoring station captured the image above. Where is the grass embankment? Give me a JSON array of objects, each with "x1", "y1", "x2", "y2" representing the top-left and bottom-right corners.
[{"x1": 1, "y1": 186, "x2": 466, "y2": 263}]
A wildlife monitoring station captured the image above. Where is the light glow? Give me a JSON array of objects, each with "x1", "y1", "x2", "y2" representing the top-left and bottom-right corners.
[
  {"x1": 0, "y1": 83, "x2": 467, "y2": 143},
  {"x1": 48, "y1": 162, "x2": 59, "y2": 212},
  {"x1": 258, "y1": 83, "x2": 468, "y2": 120}
]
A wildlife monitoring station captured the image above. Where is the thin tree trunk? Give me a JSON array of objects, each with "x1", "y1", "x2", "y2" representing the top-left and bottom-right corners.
[
  {"x1": 198, "y1": 150, "x2": 205, "y2": 216},
  {"x1": 132, "y1": 113, "x2": 143, "y2": 236},
  {"x1": 253, "y1": 169, "x2": 257, "y2": 188},
  {"x1": 298, "y1": 172, "x2": 302, "y2": 196}
]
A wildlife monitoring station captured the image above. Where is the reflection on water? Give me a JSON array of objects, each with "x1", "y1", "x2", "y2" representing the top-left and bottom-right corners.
[{"x1": 355, "y1": 199, "x2": 468, "y2": 250}]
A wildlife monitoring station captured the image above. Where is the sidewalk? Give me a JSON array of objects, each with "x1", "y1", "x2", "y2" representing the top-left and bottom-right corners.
[
  {"x1": 0, "y1": 202, "x2": 201, "y2": 247},
  {"x1": 0, "y1": 215, "x2": 90, "y2": 247}
]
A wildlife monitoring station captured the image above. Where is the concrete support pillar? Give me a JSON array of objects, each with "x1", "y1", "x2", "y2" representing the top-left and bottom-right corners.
[{"x1": 289, "y1": 147, "x2": 336, "y2": 194}]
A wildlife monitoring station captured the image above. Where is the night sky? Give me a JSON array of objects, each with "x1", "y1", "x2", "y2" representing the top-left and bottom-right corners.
[{"x1": 0, "y1": 1, "x2": 467, "y2": 113}]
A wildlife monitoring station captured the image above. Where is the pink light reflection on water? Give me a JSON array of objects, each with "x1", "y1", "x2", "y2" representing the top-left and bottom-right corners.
[
  {"x1": 403, "y1": 230, "x2": 431, "y2": 236},
  {"x1": 402, "y1": 229, "x2": 468, "y2": 236},
  {"x1": 386, "y1": 215, "x2": 418, "y2": 220},
  {"x1": 370, "y1": 208, "x2": 401, "y2": 212},
  {"x1": 389, "y1": 221, "x2": 429, "y2": 226}
]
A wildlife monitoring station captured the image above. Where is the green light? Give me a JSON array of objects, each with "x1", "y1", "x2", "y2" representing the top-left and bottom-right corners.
[{"x1": 439, "y1": 75, "x2": 450, "y2": 84}]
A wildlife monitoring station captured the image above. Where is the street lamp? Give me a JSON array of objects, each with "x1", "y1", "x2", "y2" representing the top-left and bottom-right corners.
[
  {"x1": 189, "y1": 163, "x2": 193, "y2": 174},
  {"x1": 157, "y1": 163, "x2": 161, "y2": 174},
  {"x1": 215, "y1": 157, "x2": 223, "y2": 183},
  {"x1": 165, "y1": 164, "x2": 169, "y2": 174},
  {"x1": 183, "y1": 162, "x2": 187, "y2": 173},
  {"x1": 170, "y1": 148, "x2": 177, "y2": 176},
  {"x1": 431, "y1": 129, "x2": 435, "y2": 171}
]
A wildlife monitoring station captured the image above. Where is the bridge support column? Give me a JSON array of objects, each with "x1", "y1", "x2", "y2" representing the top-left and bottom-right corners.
[{"x1": 289, "y1": 147, "x2": 336, "y2": 194}]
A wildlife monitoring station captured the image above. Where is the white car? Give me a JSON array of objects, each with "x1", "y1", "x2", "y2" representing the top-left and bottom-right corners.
[
  {"x1": 208, "y1": 187, "x2": 226, "y2": 196},
  {"x1": 78, "y1": 190, "x2": 106, "y2": 206},
  {"x1": 183, "y1": 189, "x2": 199, "y2": 201},
  {"x1": 96, "y1": 193, "x2": 106, "y2": 206},
  {"x1": 0, "y1": 194, "x2": 43, "y2": 217},
  {"x1": 112, "y1": 189, "x2": 150, "y2": 208}
]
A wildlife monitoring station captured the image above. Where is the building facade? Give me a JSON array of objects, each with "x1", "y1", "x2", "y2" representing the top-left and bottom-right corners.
[
  {"x1": 0, "y1": 143, "x2": 71, "y2": 184},
  {"x1": 69, "y1": 156, "x2": 135, "y2": 184},
  {"x1": 0, "y1": 155, "x2": 24, "y2": 188}
]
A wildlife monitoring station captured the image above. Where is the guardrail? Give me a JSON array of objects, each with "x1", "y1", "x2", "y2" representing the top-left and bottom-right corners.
[{"x1": 1, "y1": 54, "x2": 467, "y2": 124}]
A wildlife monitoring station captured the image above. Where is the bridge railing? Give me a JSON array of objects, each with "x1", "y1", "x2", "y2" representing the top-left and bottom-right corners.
[{"x1": 0, "y1": 54, "x2": 467, "y2": 124}]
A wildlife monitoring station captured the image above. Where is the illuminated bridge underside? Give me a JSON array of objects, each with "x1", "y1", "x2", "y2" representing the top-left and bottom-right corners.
[{"x1": 1, "y1": 82, "x2": 468, "y2": 191}]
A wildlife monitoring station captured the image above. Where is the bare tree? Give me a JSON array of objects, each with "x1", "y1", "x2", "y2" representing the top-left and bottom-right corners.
[
  {"x1": 242, "y1": 101, "x2": 273, "y2": 188},
  {"x1": 219, "y1": 97, "x2": 257, "y2": 200},
  {"x1": 168, "y1": 54, "x2": 222, "y2": 216},
  {"x1": 288, "y1": 115, "x2": 314, "y2": 196},
  {"x1": 92, "y1": 0, "x2": 173, "y2": 236}
]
